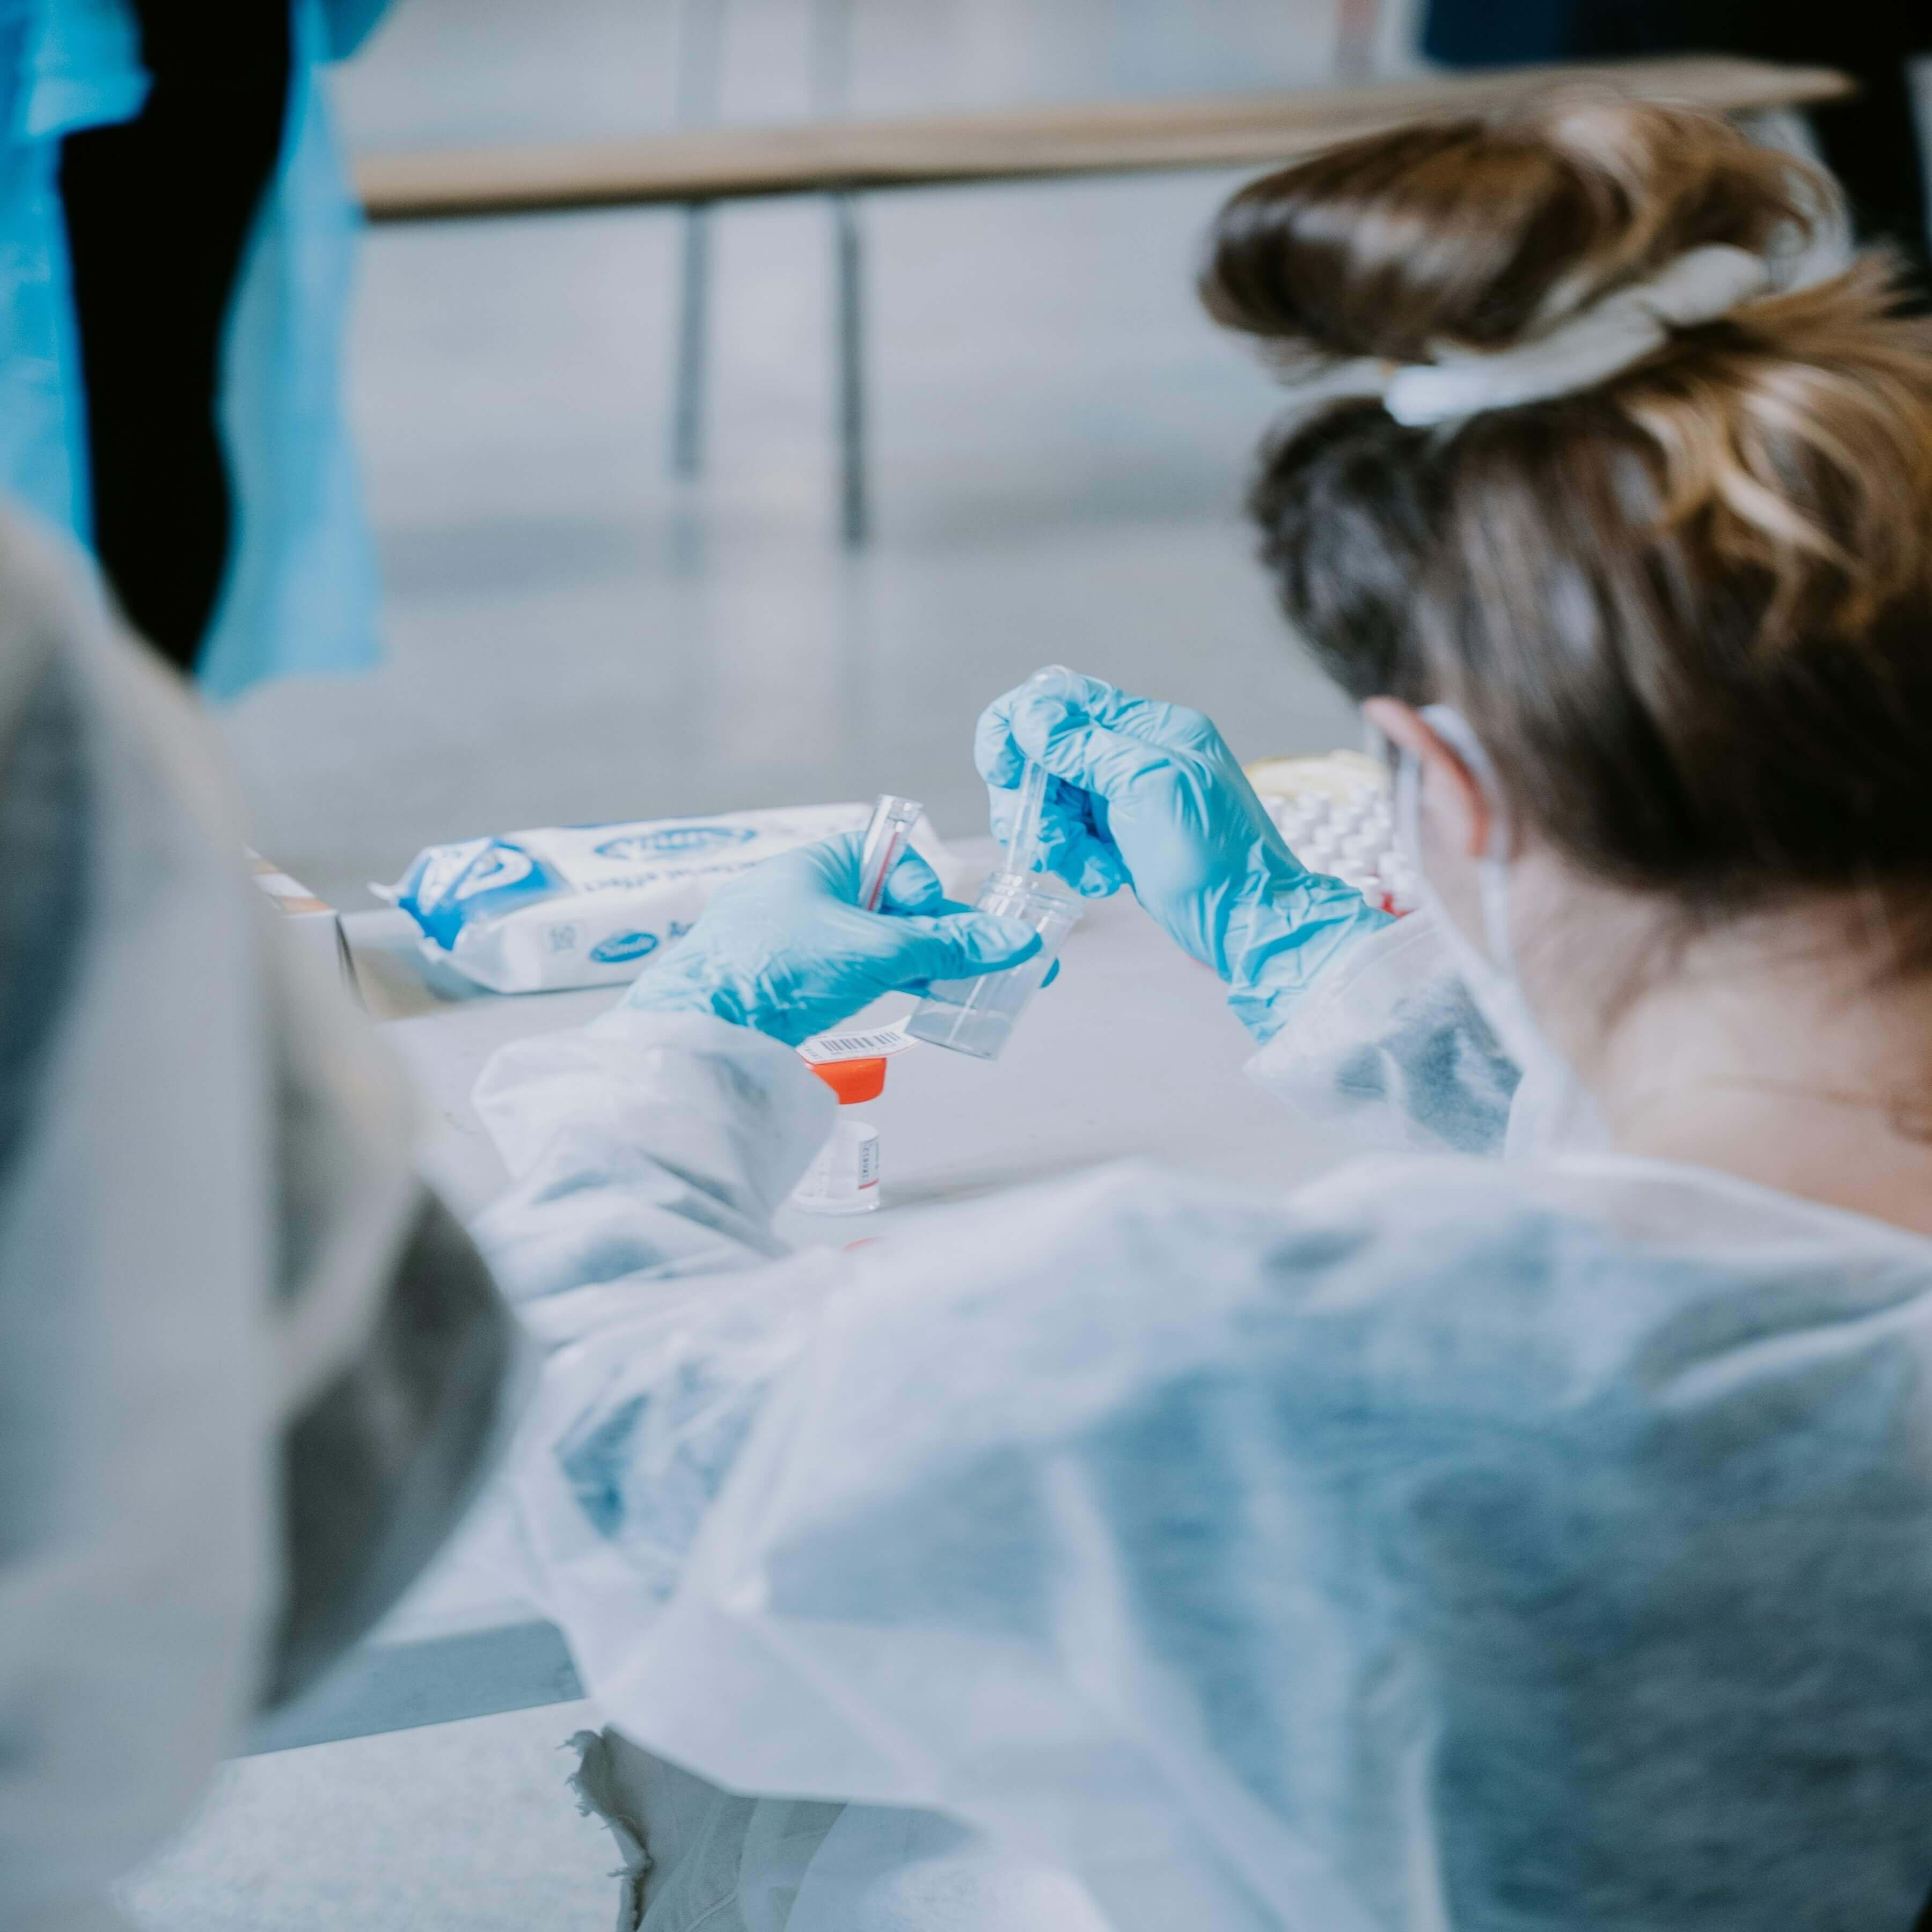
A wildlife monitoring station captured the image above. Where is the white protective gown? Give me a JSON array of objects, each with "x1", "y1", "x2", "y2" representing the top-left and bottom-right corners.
[
  {"x1": 0, "y1": 512, "x2": 516, "y2": 1929},
  {"x1": 473, "y1": 909, "x2": 1932, "y2": 1932}
]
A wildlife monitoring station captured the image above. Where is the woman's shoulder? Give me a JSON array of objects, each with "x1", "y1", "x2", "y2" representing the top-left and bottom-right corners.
[
  {"x1": 845, "y1": 1150, "x2": 1932, "y2": 1437},
  {"x1": 829, "y1": 1157, "x2": 1574, "y2": 1435}
]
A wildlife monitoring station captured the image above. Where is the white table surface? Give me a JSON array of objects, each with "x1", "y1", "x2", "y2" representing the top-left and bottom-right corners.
[{"x1": 252, "y1": 845, "x2": 1348, "y2": 1751}]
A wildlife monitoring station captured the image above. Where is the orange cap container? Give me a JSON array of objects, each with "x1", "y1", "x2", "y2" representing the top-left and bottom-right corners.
[{"x1": 809, "y1": 1056, "x2": 887, "y2": 1104}]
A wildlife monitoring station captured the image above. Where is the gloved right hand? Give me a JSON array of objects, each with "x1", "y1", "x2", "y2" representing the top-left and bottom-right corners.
[
  {"x1": 975, "y1": 666, "x2": 1389, "y2": 1040},
  {"x1": 620, "y1": 831, "x2": 1040, "y2": 1048}
]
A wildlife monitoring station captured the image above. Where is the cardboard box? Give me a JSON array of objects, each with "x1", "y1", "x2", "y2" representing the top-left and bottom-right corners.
[{"x1": 248, "y1": 850, "x2": 362, "y2": 1004}]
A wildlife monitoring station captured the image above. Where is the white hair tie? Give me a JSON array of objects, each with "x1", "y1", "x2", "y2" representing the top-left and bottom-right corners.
[{"x1": 1284, "y1": 244, "x2": 1773, "y2": 429}]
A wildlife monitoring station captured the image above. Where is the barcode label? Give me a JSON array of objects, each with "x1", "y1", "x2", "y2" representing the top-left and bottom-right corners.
[{"x1": 799, "y1": 1020, "x2": 917, "y2": 1063}]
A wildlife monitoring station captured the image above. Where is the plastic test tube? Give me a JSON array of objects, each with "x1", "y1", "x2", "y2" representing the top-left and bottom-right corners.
[
  {"x1": 906, "y1": 758, "x2": 1081, "y2": 1062},
  {"x1": 1003, "y1": 757, "x2": 1050, "y2": 876},
  {"x1": 856, "y1": 793, "x2": 924, "y2": 911}
]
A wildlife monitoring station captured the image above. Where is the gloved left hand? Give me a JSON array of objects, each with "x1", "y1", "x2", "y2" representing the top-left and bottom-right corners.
[
  {"x1": 976, "y1": 666, "x2": 1390, "y2": 1041},
  {"x1": 621, "y1": 832, "x2": 1042, "y2": 1047}
]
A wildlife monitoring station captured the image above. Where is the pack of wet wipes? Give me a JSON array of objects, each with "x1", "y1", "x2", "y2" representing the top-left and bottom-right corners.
[{"x1": 379, "y1": 804, "x2": 947, "y2": 993}]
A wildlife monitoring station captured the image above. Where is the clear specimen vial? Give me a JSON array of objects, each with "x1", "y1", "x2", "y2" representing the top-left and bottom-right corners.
[
  {"x1": 855, "y1": 793, "x2": 924, "y2": 911},
  {"x1": 790, "y1": 1054, "x2": 888, "y2": 1214},
  {"x1": 906, "y1": 867, "x2": 1081, "y2": 1060}
]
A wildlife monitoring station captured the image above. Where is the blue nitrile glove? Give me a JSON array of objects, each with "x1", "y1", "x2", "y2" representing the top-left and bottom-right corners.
[
  {"x1": 975, "y1": 666, "x2": 1391, "y2": 1041},
  {"x1": 621, "y1": 832, "x2": 1042, "y2": 1047}
]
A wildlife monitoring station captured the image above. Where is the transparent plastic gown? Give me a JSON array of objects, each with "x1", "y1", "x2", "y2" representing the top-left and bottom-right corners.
[{"x1": 473, "y1": 916, "x2": 1932, "y2": 1932}]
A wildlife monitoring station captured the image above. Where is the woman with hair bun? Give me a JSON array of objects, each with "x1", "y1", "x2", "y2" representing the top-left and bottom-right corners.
[{"x1": 475, "y1": 100, "x2": 1932, "y2": 1930}]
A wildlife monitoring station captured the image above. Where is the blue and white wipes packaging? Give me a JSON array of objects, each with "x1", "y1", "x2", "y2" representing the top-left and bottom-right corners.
[{"x1": 378, "y1": 804, "x2": 949, "y2": 993}]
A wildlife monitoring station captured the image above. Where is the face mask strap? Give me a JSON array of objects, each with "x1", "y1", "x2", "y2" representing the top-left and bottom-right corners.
[{"x1": 1413, "y1": 704, "x2": 1518, "y2": 976}]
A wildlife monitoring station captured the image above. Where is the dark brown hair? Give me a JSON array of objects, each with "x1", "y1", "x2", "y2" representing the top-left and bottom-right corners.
[{"x1": 1201, "y1": 97, "x2": 1932, "y2": 943}]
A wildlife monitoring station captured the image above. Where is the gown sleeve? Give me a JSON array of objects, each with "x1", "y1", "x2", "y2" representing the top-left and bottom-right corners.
[
  {"x1": 468, "y1": 1008, "x2": 1422, "y2": 1930},
  {"x1": 470, "y1": 1005, "x2": 836, "y2": 1318},
  {"x1": 469, "y1": 954, "x2": 1929, "y2": 1932},
  {"x1": 1242, "y1": 908, "x2": 1519, "y2": 1157},
  {"x1": 475, "y1": 1077, "x2": 1466, "y2": 1932},
  {"x1": 466, "y1": 1008, "x2": 853, "y2": 1672}
]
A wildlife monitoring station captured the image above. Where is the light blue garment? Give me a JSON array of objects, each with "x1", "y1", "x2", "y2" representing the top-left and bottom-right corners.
[
  {"x1": 471, "y1": 909, "x2": 1932, "y2": 1931},
  {"x1": 0, "y1": 0, "x2": 144, "y2": 538},
  {"x1": 319, "y1": 0, "x2": 389, "y2": 57},
  {"x1": 623, "y1": 833, "x2": 1040, "y2": 1049},
  {"x1": 0, "y1": 0, "x2": 386, "y2": 699},
  {"x1": 975, "y1": 668, "x2": 1391, "y2": 1041},
  {"x1": 196, "y1": 0, "x2": 384, "y2": 698}
]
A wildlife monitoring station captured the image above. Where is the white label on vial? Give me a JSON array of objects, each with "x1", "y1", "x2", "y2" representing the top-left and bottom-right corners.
[
  {"x1": 790, "y1": 1119, "x2": 881, "y2": 1212},
  {"x1": 799, "y1": 1020, "x2": 918, "y2": 1064},
  {"x1": 797, "y1": 1141, "x2": 837, "y2": 1196}
]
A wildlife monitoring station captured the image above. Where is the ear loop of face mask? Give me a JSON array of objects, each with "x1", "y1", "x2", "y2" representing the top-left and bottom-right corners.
[
  {"x1": 1394, "y1": 702, "x2": 1518, "y2": 976},
  {"x1": 1394, "y1": 704, "x2": 1608, "y2": 1157}
]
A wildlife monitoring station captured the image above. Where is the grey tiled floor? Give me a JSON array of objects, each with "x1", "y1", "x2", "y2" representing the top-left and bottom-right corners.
[
  {"x1": 142, "y1": 3, "x2": 1396, "y2": 1927},
  {"x1": 125, "y1": 1705, "x2": 615, "y2": 1930}
]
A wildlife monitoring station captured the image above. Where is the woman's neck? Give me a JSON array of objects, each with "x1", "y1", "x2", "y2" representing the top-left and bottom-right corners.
[{"x1": 1549, "y1": 902, "x2": 1932, "y2": 1238}]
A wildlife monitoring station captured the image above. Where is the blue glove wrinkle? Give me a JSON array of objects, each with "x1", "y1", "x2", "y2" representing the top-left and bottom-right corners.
[
  {"x1": 977, "y1": 681, "x2": 1128, "y2": 900},
  {"x1": 1223, "y1": 848, "x2": 1393, "y2": 1043},
  {"x1": 880, "y1": 847, "x2": 949, "y2": 914}
]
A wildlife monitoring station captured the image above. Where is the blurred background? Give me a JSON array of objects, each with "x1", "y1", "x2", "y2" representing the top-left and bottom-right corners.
[
  {"x1": 219, "y1": 0, "x2": 1410, "y2": 911},
  {"x1": 121, "y1": 3, "x2": 1929, "y2": 1926}
]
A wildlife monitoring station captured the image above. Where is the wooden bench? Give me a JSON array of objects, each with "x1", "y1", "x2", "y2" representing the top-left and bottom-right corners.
[{"x1": 353, "y1": 55, "x2": 1853, "y2": 541}]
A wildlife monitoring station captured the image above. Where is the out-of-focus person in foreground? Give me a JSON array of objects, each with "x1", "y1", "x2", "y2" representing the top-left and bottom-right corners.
[
  {"x1": 463, "y1": 102, "x2": 1932, "y2": 1929},
  {"x1": 0, "y1": 514, "x2": 517, "y2": 1930}
]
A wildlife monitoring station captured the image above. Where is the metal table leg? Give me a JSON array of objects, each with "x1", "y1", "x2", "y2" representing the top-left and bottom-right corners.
[
  {"x1": 833, "y1": 189, "x2": 868, "y2": 546},
  {"x1": 669, "y1": 0, "x2": 727, "y2": 480},
  {"x1": 670, "y1": 202, "x2": 711, "y2": 478},
  {"x1": 1336, "y1": 0, "x2": 1381, "y2": 82},
  {"x1": 811, "y1": 0, "x2": 867, "y2": 545}
]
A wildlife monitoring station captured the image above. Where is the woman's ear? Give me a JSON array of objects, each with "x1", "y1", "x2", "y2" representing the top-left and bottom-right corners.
[{"x1": 1362, "y1": 698, "x2": 1491, "y2": 859}]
